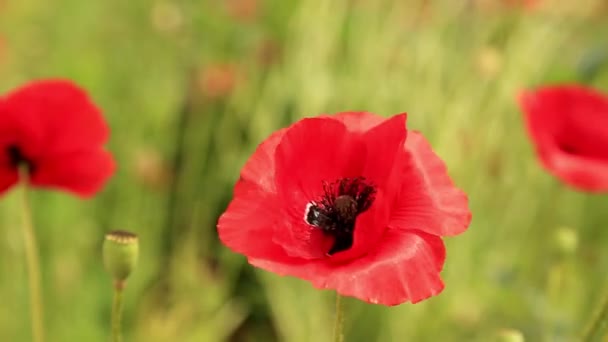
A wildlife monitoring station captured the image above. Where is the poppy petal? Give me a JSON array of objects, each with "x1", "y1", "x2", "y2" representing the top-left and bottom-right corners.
[
  {"x1": 537, "y1": 149, "x2": 608, "y2": 191},
  {"x1": 273, "y1": 118, "x2": 364, "y2": 259},
  {"x1": 326, "y1": 114, "x2": 407, "y2": 260},
  {"x1": 223, "y1": 125, "x2": 331, "y2": 258},
  {"x1": 274, "y1": 117, "x2": 364, "y2": 200},
  {"x1": 218, "y1": 179, "x2": 296, "y2": 262},
  {"x1": 331, "y1": 111, "x2": 387, "y2": 133},
  {"x1": 239, "y1": 129, "x2": 286, "y2": 192},
  {"x1": 2, "y1": 79, "x2": 109, "y2": 157},
  {"x1": 30, "y1": 150, "x2": 114, "y2": 198},
  {"x1": 250, "y1": 230, "x2": 446, "y2": 306},
  {"x1": 0, "y1": 79, "x2": 114, "y2": 197},
  {"x1": 520, "y1": 85, "x2": 608, "y2": 192},
  {"x1": 388, "y1": 132, "x2": 471, "y2": 236},
  {"x1": 360, "y1": 113, "x2": 407, "y2": 189}
]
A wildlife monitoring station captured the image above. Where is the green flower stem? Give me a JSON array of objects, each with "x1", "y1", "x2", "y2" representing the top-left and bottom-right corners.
[
  {"x1": 333, "y1": 293, "x2": 345, "y2": 342},
  {"x1": 19, "y1": 168, "x2": 44, "y2": 342},
  {"x1": 111, "y1": 281, "x2": 125, "y2": 342},
  {"x1": 581, "y1": 289, "x2": 608, "y2": 342}
]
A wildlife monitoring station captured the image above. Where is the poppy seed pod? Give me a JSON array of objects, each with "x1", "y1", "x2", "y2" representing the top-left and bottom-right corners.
[{"x1": 103, "y1": 230, "x2": 139, "y2": 283}]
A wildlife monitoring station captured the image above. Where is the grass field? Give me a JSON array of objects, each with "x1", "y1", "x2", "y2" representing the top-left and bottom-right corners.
[{"x1": 1, "y1": 0, "x2": 608, "y2": 341}]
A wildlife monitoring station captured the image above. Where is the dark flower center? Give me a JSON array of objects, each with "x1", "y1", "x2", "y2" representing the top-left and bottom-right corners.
[
  {"x1": 6, "y1": 145, "x2": 34, "y2": 172},
  {"x1": 305, "y1": 177, "x2": 376, "y2": 255}
]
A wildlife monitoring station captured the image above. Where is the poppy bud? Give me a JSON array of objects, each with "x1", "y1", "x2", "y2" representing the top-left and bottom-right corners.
[
  {"x1": 554, "y1": 226, "x2": 578, "y2": 257},
  {"x1": 103, "y1": 230, "x2": 139, "y2": 284}
]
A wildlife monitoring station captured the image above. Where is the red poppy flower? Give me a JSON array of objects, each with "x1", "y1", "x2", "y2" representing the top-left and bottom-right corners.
[
  {"x1": 218, "y1": 112, "x2": 471, "y2": 305},
  {"x1": 0, "y1": 79, "x2": 115, "y2": 197},
  {"x1": 519, "y1": 85, "x2": 608, "y2": 192}
]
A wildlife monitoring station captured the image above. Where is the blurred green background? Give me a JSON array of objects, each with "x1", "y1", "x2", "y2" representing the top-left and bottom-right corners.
[{"x1": 1, "y1": 0, "x2": 608, "y2": 341}]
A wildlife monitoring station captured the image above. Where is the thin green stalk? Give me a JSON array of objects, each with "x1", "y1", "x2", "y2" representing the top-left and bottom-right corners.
[
  {"x1": 19, "y1": 168, "x2": 44, "y2": 342},
  {"x1": 112, "y1": 282, "x2": 125, "y2": 342},
  {"x1": 581, "y1": 290, "x2": 608, "y2": 342},
  {"x1": 332, "y1": 293, "x2": 344, "y2": 342}
]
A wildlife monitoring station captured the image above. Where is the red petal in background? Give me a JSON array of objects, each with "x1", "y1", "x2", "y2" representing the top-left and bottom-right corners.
[
  {"x1": 31, "y1": 149, "x2": 114, "y2": 198},
  {"x1": 520, "y1": 85, "x2": 608, "y2": 192},
  {"x1": 2, "y1": 80, "x2": 109, "y2": 156},
  {"x1": 0, "y1": 79, "x2": 115, "y2": 197}
]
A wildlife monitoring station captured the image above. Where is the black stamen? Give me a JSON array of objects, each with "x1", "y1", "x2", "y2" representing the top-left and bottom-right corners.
[
  {"x1": 305, "y1": 177, "x2": 376, "y2": 255},
  {"x1": 334, "y1": 195, "x2": 358, "y2": 223},
  {"x1": 6, "y1": 145, "x2": 34, "y2": 172}
]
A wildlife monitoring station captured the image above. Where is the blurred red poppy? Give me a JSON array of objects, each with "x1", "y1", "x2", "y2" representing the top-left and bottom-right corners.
[
  {"x1": 218, "y1": 112, "x2": 471, "y2": 305},
  {"x1": 0, "y1": 79, "x2": 115, "y2": 197},
  {"x1": 502, "y1": 0, "x2": 539, "y2": 10},
  {"x1": 520, "y1": 85, "x2": 608, "y2": 192}
]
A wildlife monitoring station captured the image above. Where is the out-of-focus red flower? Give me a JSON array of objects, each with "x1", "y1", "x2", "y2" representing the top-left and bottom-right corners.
[
  {"x1": 256, "y1": 39, "x2": 282, "y2": 67},
  {"x1": 218, "y1": 112, "x2": 471, "y2": 305},
  {"x1": 132, "y1": 147, "x2": 171, "y2": 191},
  {"x1": 519, "y1": 85, "x2": 608, "y2": 192},
  {"x1": 0, "y1": 80, "x2": 115, "y2": 197},
  {"x1": 502, "y1": 0, "x2": 539, "y2": 10},
  {"x1": 226, "y1": 0, "x2": 259, "y2": 22},
  {"x1": 196, "y1": 64, "x2": 238, "y2": 100},
  {"x1": 474, "y1": 0, "x2": 539, "y2": 11}
]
